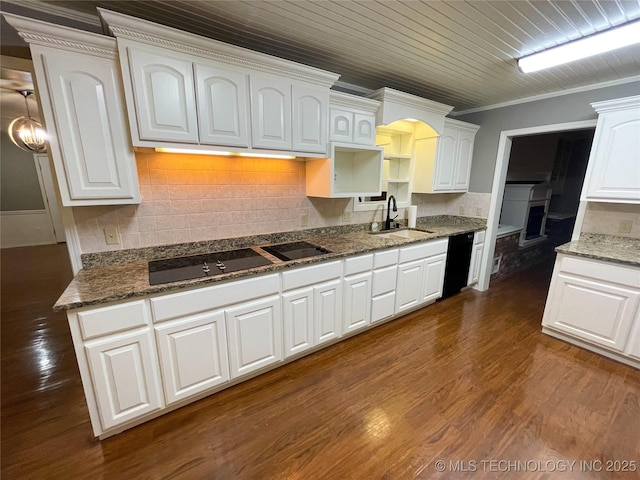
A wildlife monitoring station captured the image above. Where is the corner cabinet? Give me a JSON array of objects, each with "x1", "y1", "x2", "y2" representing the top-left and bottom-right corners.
[
  {"x1": 5, "y1": 15, "x2": 140, "y2": 206},
  {"x1": 542, "y1": 254, "x2": 640, "y2": 368},
  {"x1": 413, "y1": 118, "x2": 480, "y2": 194},
  {"x1": 583, "y1": 95, "x2": 640, "y2": 203}
]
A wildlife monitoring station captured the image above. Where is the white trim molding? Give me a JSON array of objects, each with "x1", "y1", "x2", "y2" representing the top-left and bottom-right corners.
[{"x1": 477, "y1": 119, "x2": 598, "y2": 292}]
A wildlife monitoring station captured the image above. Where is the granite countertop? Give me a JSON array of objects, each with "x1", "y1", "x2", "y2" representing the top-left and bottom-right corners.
[
  {"x1": 54, "y1": 215, "x2": 486, "y2": 311},
  {"x1": 555, "y1": 234, "x2": 640, "y2": 268}
]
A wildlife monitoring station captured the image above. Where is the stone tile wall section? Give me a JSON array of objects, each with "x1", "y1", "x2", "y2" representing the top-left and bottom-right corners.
[
  {"x1": 490, "y1": 233, "x2": 555, "y2": 282},
  {"x1": 581, "y1": 202, "x2": 640, "y2": 240},
  {"x1": 73, "y1": 151, "x2": 491, "y2": 254}
]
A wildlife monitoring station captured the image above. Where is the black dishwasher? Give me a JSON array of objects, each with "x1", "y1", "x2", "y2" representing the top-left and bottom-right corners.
[{"x1": 441, "y1": 232, "x2": 474, "y2": 299}]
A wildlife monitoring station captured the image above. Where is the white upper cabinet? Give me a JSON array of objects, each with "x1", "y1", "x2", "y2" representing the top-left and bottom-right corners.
[
  {"x1": 292, "y1": 84, "x2": 328, "y2": 153},
  {"x1": 126, "y1": 44, "x2": 199, "y2": 143},
  {"x1": 250, "y1": 74, "x2": 292, "y2": 150},
  {"x1": 583, "y1": 95, "x2": 640, "y2": 203},
  {"x1": 329, "y1": 92, "x2": 379, "y2": 146},
  {"x1": 195, "y1": 63, "x2": 249, "y2": 147},
  {"x1": 100, "y1": 9, "x2": 339, "y2": 156},
  {"x1": 4, "y1": 14, "x2": 140, "y2": 206},
  {"x1": 414, "y1": 118, "x2": 480, "y2": 194}
]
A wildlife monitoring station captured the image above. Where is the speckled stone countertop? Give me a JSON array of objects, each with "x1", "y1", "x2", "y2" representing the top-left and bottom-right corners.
[
  {"x1": 54, "y1": 215, "x2": 486, "y2": 311},
  {"x1": 555, "y1": 234, "x2": 640, "y2": 267}
]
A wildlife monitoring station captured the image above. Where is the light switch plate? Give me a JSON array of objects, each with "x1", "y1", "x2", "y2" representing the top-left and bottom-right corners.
[
  {"x1": 342, "y1": 210, "x2": 351, "y2": 222},
  {"x1": 300, "y1": 214, "x2": 308, "y2": 227},
  {"x1": 618, "y1": 220, "x2": 632, "y2": 234},
  {"x1": 104, "y1": 226, "x2": 120, "y2": 245}
]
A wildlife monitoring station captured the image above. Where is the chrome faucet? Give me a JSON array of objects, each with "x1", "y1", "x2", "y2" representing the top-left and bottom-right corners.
[{"x1": 385, "y1": 195, "x2": 397, "y2": 230}]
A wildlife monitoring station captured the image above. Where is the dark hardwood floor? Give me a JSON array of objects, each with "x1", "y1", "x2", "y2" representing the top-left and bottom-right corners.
[{"x1": 2, "y1": 245, "x2": 639, "y2": 479}]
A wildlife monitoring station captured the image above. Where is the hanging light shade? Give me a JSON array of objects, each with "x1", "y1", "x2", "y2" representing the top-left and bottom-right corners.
[{"x1": 9, "y1": 90, "x2": 47, "y2": 153}]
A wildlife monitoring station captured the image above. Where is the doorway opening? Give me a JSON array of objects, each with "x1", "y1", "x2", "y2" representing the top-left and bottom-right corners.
[{"x1": 477, "y1": 120, "x2": 598, "y2": 292}]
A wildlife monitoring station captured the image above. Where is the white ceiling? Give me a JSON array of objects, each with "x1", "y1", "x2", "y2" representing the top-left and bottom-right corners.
[{"x1": 2, "y1": 0, "x2": 640, "y2": 113}]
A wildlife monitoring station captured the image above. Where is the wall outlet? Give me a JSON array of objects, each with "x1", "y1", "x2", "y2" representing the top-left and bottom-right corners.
[
  {"x1": 104, "y1": 226, "x2": 120, "y2": 245},
  {"x1": 618, "y1": 220, "x2": 632, "y2": 234},
  {"x1": 300, "y1": 213, "x2": 308, "y2": 227},
  {"x1": 459, "y1": 206, "x2": 465, "y2": 215},
  {"x1": 342, "y1": 210, "x2": 351, "y2": 222},
  {"x1": 476, "y1": 207, "x2": 483, "y2": 217}
]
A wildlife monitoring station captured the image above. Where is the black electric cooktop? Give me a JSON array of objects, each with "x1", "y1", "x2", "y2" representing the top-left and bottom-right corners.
[
  {"x1": 261, "y1": 241, "x2": 331, "y2": 262},
  {"x1": 149, "y1": 248, "x2": 272, "y2": 285}
]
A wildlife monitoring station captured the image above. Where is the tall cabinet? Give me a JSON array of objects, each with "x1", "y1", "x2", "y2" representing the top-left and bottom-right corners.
[
  {"x1": 4, "y1": 14, "x2": 140, "y2": 206},
  {"x1": 582, "y1": 95, "x2": 640, "y2": 204}
]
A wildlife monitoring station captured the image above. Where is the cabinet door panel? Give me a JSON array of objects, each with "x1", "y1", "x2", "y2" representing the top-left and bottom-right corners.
[
  {"x1": 467, "y1": 243, "x2": 483, "y2": 286},
  {"x1": 85, "y1": 331, "x2": 162, "y2": 430},
  {"x1": 433, "y1": 129, "x2": 457, "y2": 191},
  {"x1": 250, "y1": 76, "x2": 291, "y2": 149},
  {"x1": 128, "y1": 47, "x2": 198, "y2": 143},
  {"x1": 156, "y1": 311, "x2": 229, "y2": 404},
  {"x1": 283, "y1": 288, "x2": 314, "y2": 358},
  {"x1": 314, "y1": 279, "x2": 342, "y2": 344},
  {"x1": 343, "y1": 272, "x2": 372, "y2": 334},
  {"x1": 40, "y1": 50, "x2": 139, "y2": 202},
  {"x1": 453, "y1": 131, "x2": 474, "y2": 191},
  {"x1": 195, "y1": 63, "x2": 249, "y2": 147},
  {"x1": 544, "y1": 273, "x2": 639, "y2": 351},
  {"x1": 372, "y1": 291, "x2": 396, "y2": 324},
  {"x1": 625, "y1": 308, "x2": 640, "y2": 360},
  {"x1": 586, "y1": 109, "x2": 640, "y2": 202},
  {"x1": 353, "y1": 113, "x2": 376, "y2": 145},
  {"x1": 423, "y1": 254, "x2": 447, "y2": 303},
  {"x1": 330, "y1": 108, "x2": 353, "y2": 143},
  {"x1": 226, "y1": 296, "x2": 282, "y2": 378},
  {"x1": 395, "y1": 260, "x2": 425, "y2": 313},
  {"x1": 293, "y1": 84, "x2": 327, "y2": 153}
]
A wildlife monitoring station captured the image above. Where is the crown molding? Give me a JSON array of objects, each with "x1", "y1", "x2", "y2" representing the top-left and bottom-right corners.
[
  {"x1": 591, "y1": 94, "x2": 640, "y2": 114},
  {"x1": 98, "y1": 8, "x2": 340, "y2": 87},
  {"x1": 2, "y1": 12, "x2": 116, "y2": 58},
  {"x1": 444, "y1": 117, "x2": 481, "y2": 132},
  {"x1": 367, "y1": 87, "x2": 454, "y2": 117},
  {"x1": 329, "y1": 91, "x2": 380, "y2": 113},
  {"x1": 452, "y1": 75, "x2": 640, "y2": 116},
  {"x1": 1, "y1": 0, "x2": 102, "y2": 28}
]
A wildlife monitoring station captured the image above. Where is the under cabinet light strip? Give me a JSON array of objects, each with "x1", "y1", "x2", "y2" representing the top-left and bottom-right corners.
[
  {"x1": 154, "y1": 147, "x2": 296, "y2": 159},
  {"x1": 518, "y1": 20, "x2": 640, "y2": 73}
]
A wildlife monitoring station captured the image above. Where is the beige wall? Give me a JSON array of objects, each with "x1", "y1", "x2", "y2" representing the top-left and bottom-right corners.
[{"x1": 72, "y1": 151, "x2": 490, "y2": 253}]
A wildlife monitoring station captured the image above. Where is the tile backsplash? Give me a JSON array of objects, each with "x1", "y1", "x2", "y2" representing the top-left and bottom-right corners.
[
  {"x1": 581, "y1": 202, "x2": 640, "y2": 239},
  {"x1": 73, "y1": 151, "x2": 490, "y2": 253}
]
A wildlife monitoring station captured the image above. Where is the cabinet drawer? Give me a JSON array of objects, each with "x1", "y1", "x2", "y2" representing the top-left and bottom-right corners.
[
  {"x1": 474, "y1": 231, "x2": 485, "y2": 244},
  {"x1": 282, "y1": 261, "x2": 342, "y2": 291},
  {"x1": 151, "y1": 274, "x2": 279, "y2": 322},
  {"x1": 372, "y1": 265, "x2": 397, "y2": 296},
  {"x1": 344, "y1": 254, "x2": 374, "y2": 276},
  {"x1": 374, "y1": 249, "x2": 399, "y2": 268},
  {"x1": 559, "y1": 256, "x2": 640, "y2": 287},
  {"x1": 372, "y1": 291, "x2": 396, "y2": 324},
  {"x1": 77, "y1": 300, "x2": 150, "y2": 340},
  {"x1": 399, "y1": 239, "x2": 448, "y2": 263}
]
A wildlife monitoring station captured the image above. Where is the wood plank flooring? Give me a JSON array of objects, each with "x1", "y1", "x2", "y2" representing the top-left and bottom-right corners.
[{"x1": 2, "y1": 245, "x2": 639, "y2": 479}]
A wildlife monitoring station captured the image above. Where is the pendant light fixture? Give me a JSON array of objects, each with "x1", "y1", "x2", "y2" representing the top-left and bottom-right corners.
[{"x1": 8, "y1": 90, "x2": 48, "y2": 153}]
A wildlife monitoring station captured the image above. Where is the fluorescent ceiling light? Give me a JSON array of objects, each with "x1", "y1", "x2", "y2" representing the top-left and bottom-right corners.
[
  {"x1": 154, "y1": 147, "x2": 295, "y2": 159},
  {"x1": 518, "y1": 20, "x2": 640, "y2": 73}
]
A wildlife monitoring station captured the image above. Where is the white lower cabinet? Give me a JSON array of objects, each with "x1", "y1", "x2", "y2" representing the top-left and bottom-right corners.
[
  {"x1": 396, "y1": 239, "x2": 449, "y2": 313},
  {"x1": 155, "y1": 310, "x2": 230, "y2": 405},
  {"x1": 85, "y1": 330, "x2": 163, "y2": 431},
  {"x1": 226, "y1": 295, "x2": 283, "y2": 378},
  {"x1": 423, "y1": 254, "x2": 447, "y2": 303},
  {"x1": 396, "y1": 259, "x2": 425, "y2": 313},
  {"x1": 467, "y1": 231, "x2": 485, "y2": 286},
  {"x1": 542, "y1": 255, "x2": 640, "y2": 360},
  {"x1": 66, "y1": 238, "x2": 459, "y2": 438},
  {"x1": 283, "y1": 287, "x2": 314, "y2": 357},
  {"x1": 343, "y1": 272, "x2": 373, "y2": 334}
]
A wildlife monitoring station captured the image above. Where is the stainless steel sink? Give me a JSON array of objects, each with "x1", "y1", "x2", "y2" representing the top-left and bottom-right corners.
[{"x1": 372, "y1": 229, "x2": 435, "y2": 240}]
